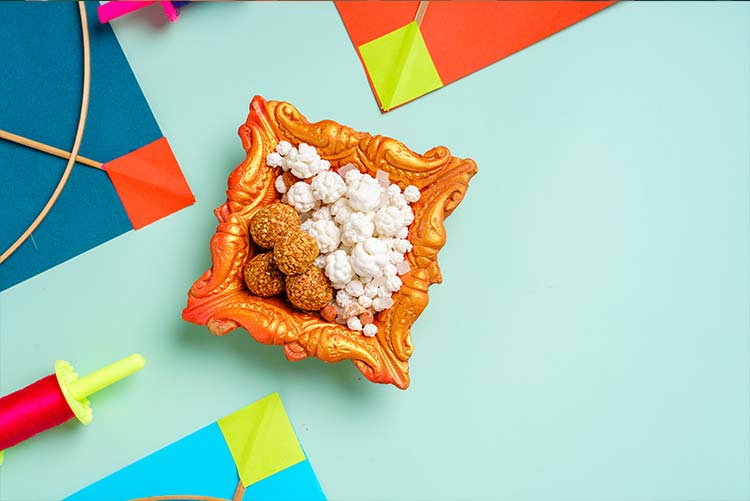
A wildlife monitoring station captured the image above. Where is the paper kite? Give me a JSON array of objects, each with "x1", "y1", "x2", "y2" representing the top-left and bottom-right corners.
[
  {"x1": 336, "y1": 1, "x2": 615, "y2": 111},
  {"x1": 64, "y1": 393, "x2": 326, "y2": 501},
  {"x1": 0, "y1": 2, "x2": 194, "y2": 292}
]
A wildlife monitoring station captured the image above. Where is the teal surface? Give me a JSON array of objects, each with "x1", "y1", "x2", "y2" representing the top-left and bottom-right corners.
[{"x1": 1, "y1": 2, "x2": 748, "y2": 500}]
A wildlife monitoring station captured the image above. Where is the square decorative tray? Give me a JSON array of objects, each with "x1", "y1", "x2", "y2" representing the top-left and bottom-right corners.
[{"x1": 182, "y1": 96, "x2": 476, "y2": 388}]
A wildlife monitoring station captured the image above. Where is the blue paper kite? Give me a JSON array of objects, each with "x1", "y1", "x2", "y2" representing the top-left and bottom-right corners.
[{"x1": 0, "y1": 2, "x2": 194, "y2": 292}]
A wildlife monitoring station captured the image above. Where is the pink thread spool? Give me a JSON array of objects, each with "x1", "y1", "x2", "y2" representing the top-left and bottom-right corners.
[
  {"x1": 98, "y1": 1, "x2": 180, "y2": 24},
  {"x1": 0, "y1": 355, "x2": 145, "y2": 464}
]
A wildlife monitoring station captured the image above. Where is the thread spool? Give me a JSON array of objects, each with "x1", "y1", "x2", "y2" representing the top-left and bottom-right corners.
[
  {"x1": 98, "y1": 1, "x2": 188, "y2": 24},
  {"x1": 0, "y1": 354, "x2": 145, "y2": 464}
]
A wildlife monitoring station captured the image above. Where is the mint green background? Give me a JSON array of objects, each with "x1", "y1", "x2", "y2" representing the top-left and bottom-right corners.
[{"x1": 1, "y1": 2, "x2": 748, "y2": 500}]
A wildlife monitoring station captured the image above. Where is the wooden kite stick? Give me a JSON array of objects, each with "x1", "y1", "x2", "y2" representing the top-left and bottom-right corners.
[
  {"x1": 414, "y1": 1, "x2": 428, "y2": 25},
  {"x1": 232, "y1": 481, "x2": 246, "y2": 501},
  {"x1": 0, "y1": 129, "x2": 104, "y2": 169}
]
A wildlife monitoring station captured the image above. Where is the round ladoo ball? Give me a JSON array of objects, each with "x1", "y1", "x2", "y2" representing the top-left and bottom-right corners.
[
  {"x1": 286, "y1": 267, "x2": 333, "y2": 311},
  {"x1": 249, "y1": 203, "x2": 300, "y2": 249},
  {"x1": 274, "y1": 230, "x2": 318, "y2": 275},
  {"x1": 243, "y1": 253, "x2": 285, "y2": 297}
]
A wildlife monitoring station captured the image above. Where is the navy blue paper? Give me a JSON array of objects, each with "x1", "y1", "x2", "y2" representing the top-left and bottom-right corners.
[{"x1": 0, "y1": 2, "x2": 162, "y2": 291}]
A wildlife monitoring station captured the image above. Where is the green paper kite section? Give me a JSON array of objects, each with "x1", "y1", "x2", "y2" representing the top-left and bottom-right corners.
[
  {"x1": 217, "y1": 392, "x2": 306, "y2": 487},
  {"x1": 359, "y1": 22, "x2": 444, "y2": 111}
]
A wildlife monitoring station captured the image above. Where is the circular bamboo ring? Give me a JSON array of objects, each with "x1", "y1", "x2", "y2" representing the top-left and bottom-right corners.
[{"x1": 0, "y1": 2, "x2": 92, "y2": 264}]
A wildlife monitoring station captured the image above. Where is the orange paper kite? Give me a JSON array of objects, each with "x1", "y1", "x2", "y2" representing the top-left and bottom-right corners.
[
  {"x1": 336, "y1": 1, "x2": 615, "y2": 111},
  {"x1": 105, "y1": 137, "x2": 195, "y2": 230}
]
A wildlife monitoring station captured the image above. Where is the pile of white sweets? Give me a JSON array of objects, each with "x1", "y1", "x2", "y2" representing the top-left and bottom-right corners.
[{"x1": 267, "y1": 141, "x2": 419, "y2": 337}]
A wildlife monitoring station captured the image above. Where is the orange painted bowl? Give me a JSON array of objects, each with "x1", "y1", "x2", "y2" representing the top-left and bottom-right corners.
[{"x1": 182, "y1": 96, "x2": 477, "y2": 389}]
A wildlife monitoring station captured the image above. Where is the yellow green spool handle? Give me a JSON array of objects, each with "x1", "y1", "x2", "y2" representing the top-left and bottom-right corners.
[
  {"x1": 56, "y1": 353, "x2": 146, "y2": 425},
  {"x1": 67, "y1": 354, "x2": 146, "y2": 402},
  {"x1": 0, "y1": 354, "x2": 145, "y2": 465}
]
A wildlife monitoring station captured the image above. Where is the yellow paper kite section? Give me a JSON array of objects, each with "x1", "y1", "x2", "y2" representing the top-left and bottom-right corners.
[
  {"x1": 217, "y1": 392, "x2": 306, "y2": 487},
  {"x1": 359, "y1": 21, "x2": 443, "y2": 111}
]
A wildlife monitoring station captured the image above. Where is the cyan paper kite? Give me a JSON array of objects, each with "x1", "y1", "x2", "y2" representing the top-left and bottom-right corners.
[{"x1": 64, "y1": 393, "x2": 326, "y2": 501}]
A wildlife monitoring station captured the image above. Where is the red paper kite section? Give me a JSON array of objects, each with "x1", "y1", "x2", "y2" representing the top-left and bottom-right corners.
[
  {"x1": 104, "y1": 137, "x2": 195, "y2": 230},
  {"x1": 337, "y1": 2, "x2": 420, "y2": 48},
  {"x1": 337, "y1": 1, "x2": 615, "y2": 103},
  {"x1": 420, "y1": 1, "x2": 614, "y2": 85}
]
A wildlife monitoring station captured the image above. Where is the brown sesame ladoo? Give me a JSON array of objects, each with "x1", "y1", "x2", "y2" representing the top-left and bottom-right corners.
[
  {"x1": 273, "y1": 230, "x2": 318, "y2": 275},
  {"x1": 286, "y1": 267, "x2": 333, "y2": 311},
  {"x1": 243, "y1": 252, "x2": 285, "y2": 297},
  {"x1": 248, "y1": 203, "x2": 300, "y2": 249}
]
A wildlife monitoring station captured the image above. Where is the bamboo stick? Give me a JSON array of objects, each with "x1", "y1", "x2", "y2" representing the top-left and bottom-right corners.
[
  {"x1": 0, "y1": 129, "x2": 104, "y2": 169},
  {"x1": 414, "y1": 1, "x2": 429, "y2": 26}
]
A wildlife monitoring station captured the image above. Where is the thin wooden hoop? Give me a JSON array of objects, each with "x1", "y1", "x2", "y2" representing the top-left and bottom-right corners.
[
  {"x1": 125, "y1": 479, "x2": 245, "y2": 501},
  {"x1": 0, "y1": 1, "x2": 92, "y2": 265}
]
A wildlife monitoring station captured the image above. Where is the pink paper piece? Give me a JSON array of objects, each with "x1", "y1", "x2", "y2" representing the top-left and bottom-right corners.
[
  {"x1": 397, "y1": 261, "x2": 411, "y2": 276},
  {"x1": 337, "y1": 163, "x2": 358, "y2": 178},
  {"x1": 376, "y1": 169, "x2": 390, "y2": 187}
]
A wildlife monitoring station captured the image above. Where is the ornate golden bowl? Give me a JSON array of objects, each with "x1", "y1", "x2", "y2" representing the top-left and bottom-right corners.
[{"x1": 182, "y1": 96, "x2": 476, "y2": 388}]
